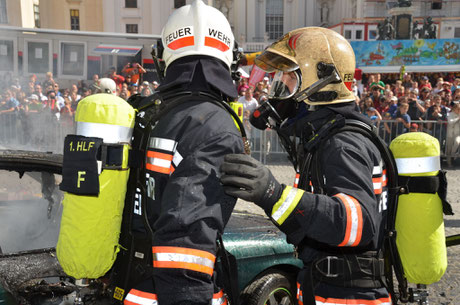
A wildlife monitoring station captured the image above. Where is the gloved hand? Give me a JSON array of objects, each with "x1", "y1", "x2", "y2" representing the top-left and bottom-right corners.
[{"x1": 220, "y1": 154, "x2": 283, "y2": 213}]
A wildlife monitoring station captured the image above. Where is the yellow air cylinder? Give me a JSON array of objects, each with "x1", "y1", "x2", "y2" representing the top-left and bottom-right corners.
[
  {"x1": 57, "y1": 93, "x2": 135, "y2": 279},
  {"x1": 390, "y1": 132, "x2": 447, "y2": 285}
]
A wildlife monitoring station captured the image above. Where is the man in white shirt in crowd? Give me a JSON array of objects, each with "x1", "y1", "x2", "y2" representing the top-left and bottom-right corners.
[{"x1": 238, "y1": 87, "x2": 259, "y2": 120}]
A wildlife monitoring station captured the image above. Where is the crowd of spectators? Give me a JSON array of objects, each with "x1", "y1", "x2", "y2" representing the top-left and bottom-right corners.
[
  {"x1": 0, "y1": 67, "x2": 458, "y2": 164},
  {"x1": 0, "y1": 63, "x2": 160, "y2": 151},
  {"x1": 354, "y1": 72, "x2": 460, "y2": 165},
  {"x1": 0, "y1": 63, "x2": 159, "y2": 129}
]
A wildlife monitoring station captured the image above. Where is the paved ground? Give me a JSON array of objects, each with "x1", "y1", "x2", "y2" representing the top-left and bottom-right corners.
[{"x1": 235, "y1": 161, "x2": 460, "y2": 305}]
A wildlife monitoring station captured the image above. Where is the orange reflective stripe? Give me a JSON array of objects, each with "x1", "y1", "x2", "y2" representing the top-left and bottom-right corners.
[
  {"x1": 152, "y1": 246, "x2": 216, "y2": 261},
  {"x1": 315, "y1": 295, "x2": 392, "y2": 305},
  {"x1": 153, "y1": 260, "x2": 214, "y2": 276},
  {"x1": 124, "y1": 289, "x2": 157, "y2": 305},
  {"x1": 152, "y1": 246, "x2": 216, "y2": 276},
  {"x1": 293, "y1": 173, "x2": 300, "y2": 188},
  {"x1": 146, "y1": 151, "x2": 174, "y2": 174},
  {"x1": 146, "y1": 163, "x2": 171, "y2": 174},
  {"x1": 297, "y1": 282, "x2": 304, "y2": 305},
  {"x1": 382, "y1": 169, "x2": 387, "y2": 187},
  {"x1": 204, "y1": 36, "x2": 230, "y2": 52},
  {"x1": 213, "y1": 290, "x2": 224, "y2": 298},
  {"x1": 168, "y1": 36, "x2": 195, "y2": 50},
  {"x1": 147, "y1": 151, "x2": 173, "y2": 161},
  {"x1": 373, "y1": 176, "x2": 383, "y2": 194},
  {"x1": 212, "y1": 290, "x2": 227, "y2": 305},
  {"x1": 334, "y1": 193, "x2": 363, "y2": 247}
]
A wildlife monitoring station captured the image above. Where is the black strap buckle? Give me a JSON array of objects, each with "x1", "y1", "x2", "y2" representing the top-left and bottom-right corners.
[
  {"x1": 101, "y1": 143, "x2": 124, "y2": 170},
  {"x1": 315, "y1": 255, "x2": 339, "y2": 278}
]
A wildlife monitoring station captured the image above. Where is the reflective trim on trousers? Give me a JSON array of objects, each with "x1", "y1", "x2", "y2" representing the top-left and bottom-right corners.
[
  {"x1": 124, "y1": 289, "x2": 158, "y2": 305},
  {"x1": 314, "y1": 295, "x2": 392, "y2": 305},
  {"x1": 152, "y1": 246, "x2": 216, "y2": 276},
  {"x1": 212, "y1": 290, "x2": 228, "y2": 305},
  {"x1": 297, "y1": 282, "x2": 304, "y2": 305},
  {"x1": 124, "y1": 289, "x2": 227, "y2": 305}
]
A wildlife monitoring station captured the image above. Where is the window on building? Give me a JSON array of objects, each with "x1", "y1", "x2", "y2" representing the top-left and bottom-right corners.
[
  {"x1": 125, "y1": 0, "x2": 137, "y2": 8},
  {"x1": 61, "y1": 42, "x2": 85, "y2": 76},
  {"x1": 0, "y1": 0, "x2": 7, "y2": 24},
  {"x1": 70, "y1": 9, "x2": 80, "y2": 30},
  {"x1": 33, "y1": 4, "x2": 40, "y2": 28},
  {"x1": 432, "y1": 0, "x2": 442, "y2": 10},
  {"x1": 266, "y1": 0, "x2": 284, "y2": 40},
  {"x1": 386, "y1": 1, "x2": 398, "y2": 10},
  {"x1": 356, "y1": 30, "x2": 363, "y2": 40},
  {"x1": 27, "y1": 41, "x2": 50, "y2": 74},
  {"x1": 455, "y1": 27, "x2": 460, "y2": 38},
  {"x1": 0, "y1": 40, "x2": 14, "y2": 71},
  {"x1": 126, "y1": 24, "x2": 138, "y2": 33},
  {"x1": 174, "y1": 0, "x2": 186, "y2": 8},
  {"x1": 344, "y1": 30, "x2": 352, "y2": 39}
]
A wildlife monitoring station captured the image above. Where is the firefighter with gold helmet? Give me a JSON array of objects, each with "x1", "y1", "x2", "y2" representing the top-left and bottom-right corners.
[
  {"x1": 220, "y1": 27, "x2": 392, "y2": 304},
  {"x1": 118, "y1": 1, "x2": 245, "y2": 305}
]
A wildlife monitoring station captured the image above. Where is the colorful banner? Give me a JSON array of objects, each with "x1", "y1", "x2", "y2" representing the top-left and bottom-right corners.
[{"x1": 351, "y1": 39, "x2": 460, "y2": 68}]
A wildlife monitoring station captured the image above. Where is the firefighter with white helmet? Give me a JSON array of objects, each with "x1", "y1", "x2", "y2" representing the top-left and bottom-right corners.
[
  {"x1": 220, "y1": 27, "x2": 392, "y2": 304},
  {"x1": 95, "y1": 77, "x2": 117, "y2": 95},
  {"x1": 121, "y1": 1, "x2": 244, "y2": 305}
]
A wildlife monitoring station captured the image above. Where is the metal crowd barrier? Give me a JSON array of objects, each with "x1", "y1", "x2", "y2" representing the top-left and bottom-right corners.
[
  {"x1": 0, "y1": 113, "x2": 458, "y2": 164},
  {"x1": 0, "y1": 111, "x2": 74, "y2": 153},
  {"x1": 248, "y1": 119, "x2": 459, "y2": 165}
]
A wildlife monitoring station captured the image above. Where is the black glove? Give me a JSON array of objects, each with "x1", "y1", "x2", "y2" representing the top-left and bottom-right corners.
[{"x1": 220, "y1": 154, "x2": 282, "y2": 213}]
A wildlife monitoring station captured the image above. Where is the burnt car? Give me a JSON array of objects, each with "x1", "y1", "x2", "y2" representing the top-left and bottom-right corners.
[{"x1": 0, "y1": 150, "x2": 302, "y2": 305}]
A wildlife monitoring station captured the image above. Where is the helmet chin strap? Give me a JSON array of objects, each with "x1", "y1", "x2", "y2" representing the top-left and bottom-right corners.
[{"x1": 293, "y1": 69, "x2": 341, "y2": 103}]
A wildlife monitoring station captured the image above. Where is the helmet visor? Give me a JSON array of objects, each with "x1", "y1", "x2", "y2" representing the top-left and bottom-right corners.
[
  {"x1": 268, "y1": 71, "x2": 300, "y2": 100},
  {"x1": 255, "y1": 50, "x2": 299, "y2": 73}
]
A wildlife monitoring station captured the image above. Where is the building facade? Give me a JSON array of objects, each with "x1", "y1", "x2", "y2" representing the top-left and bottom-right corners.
[
  {"x1": 39, "y1": 0, "x2": 103, "y2": 32},
  {"x1": 0, "y1": 0, "x2": 40, "y2": 28}
]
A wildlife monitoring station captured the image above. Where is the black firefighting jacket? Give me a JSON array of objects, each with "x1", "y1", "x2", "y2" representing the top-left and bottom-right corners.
[
  {"x1": 133, "y1": 57, "x2": 244, "y2": 305},
  {"x1": 270, "y1": 103, "x2": 391, "y2": 303}
]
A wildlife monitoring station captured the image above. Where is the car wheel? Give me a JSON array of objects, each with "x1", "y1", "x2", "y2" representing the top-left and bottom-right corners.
[{"x1": 241, "y1": 272, "x2": 297, "y2": 305}]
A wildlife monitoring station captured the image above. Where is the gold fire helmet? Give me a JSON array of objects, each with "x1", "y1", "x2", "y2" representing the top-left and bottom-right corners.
[{"x1": 255, "y1": 27, "x2": 356, "y2": 106}]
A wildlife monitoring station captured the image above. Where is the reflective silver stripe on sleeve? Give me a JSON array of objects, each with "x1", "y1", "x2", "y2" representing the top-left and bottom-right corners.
[
  {"x1": 153, "y1": 252, "x2": 215, "y2": 269},
  {"x1": 341, "y1": 194, "x2": 360, "y2": 246},
  {"x1": 395, "y1": 156, "x2": 440, "y2": 174},
  {"x1": 149, "y1": 137, "x2": 177, "y2": 152},
  {"x1": 76, "y1": 121, "x2": 133, "y2": 143}
]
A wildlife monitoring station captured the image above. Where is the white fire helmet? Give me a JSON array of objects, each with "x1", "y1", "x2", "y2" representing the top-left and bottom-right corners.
[
  {"x1": 161, "y1": 0, "x2": 234, "y2": 71},
  {"x1": 97, "y1": 78, "x2": 116, "y2": 95}
]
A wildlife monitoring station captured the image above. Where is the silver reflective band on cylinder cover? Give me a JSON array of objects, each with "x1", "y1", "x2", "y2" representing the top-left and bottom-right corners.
[
  {"x1": 76, "y1": 121, "x2": 133, "y2": 144},
  {"x1": 395, "y1": 156, "x2": 440, "y2": 174}
]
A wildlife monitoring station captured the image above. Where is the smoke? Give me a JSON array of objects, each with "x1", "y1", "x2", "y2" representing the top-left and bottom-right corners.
[
  {"x1": 0, "y1": 171, "x2": 62, "y2": 254},
  {"x1": 0, "y1": 111, "x2": 70, "y2": 154}
]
